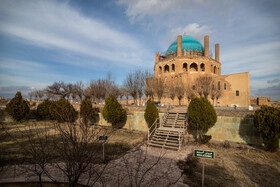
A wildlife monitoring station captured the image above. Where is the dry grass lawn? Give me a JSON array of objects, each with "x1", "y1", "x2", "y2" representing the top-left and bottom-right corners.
[
  {"x1": 182, "y1": 142, "x2": 280, "y2": 187},
  {"x1": 0, "y1": 121, "x2": 146, "y2": 165}
]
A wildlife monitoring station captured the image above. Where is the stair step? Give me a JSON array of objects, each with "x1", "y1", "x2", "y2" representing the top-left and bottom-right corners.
[{"x1": 148, "y1": 143, "x2": 164, "y2": 148}]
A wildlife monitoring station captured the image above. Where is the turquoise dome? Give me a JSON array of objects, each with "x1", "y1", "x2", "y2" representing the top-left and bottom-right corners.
[{"x1": 166, "y1": 35, "x2": 204, "y2": 54}]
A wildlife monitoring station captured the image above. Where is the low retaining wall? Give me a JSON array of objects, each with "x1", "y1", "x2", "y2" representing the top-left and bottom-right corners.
[
  {"x1": 97, "y1": 110, "x2": 264, "y2": 146},
  {"x1": 206, "y1": 116, "x2": 262, "y2": 146},
  {"x1": 98, "y1": 112, "x2": 164, "y2": 131}
]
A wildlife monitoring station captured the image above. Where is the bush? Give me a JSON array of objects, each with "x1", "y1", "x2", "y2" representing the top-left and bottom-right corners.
[
  {"x1": 188, "y1": 97, "x2": 217, "y2": 143},
  {"x1": 80, "y1": 98, "x2": 95, "y2": 126},
  {"x1": 50, "y1": 98, "x2": 77, "y2": 123},
  {"x1": 37, "y1": 99, "x2": 55, "y2": 120},
  {"x1": 102, "y1": 96, "x2": 125, "y2": 128},
  {"x1": 254, "y1": 105, "x2": 280, "y2": 152},
  {"x1": 5, "y1": 92, "x2": 29, "y2": 121},
  {"x1": 144, "y1": 99, "x2": 159, "y2": 131}
]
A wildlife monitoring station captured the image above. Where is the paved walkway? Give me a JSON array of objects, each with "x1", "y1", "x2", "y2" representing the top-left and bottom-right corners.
[{"x1": 0, "y1": 144, "x2": 194, "y2": 186}]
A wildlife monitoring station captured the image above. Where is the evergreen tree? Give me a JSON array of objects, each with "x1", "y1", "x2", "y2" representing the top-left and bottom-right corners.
[
  {"x1": 102, "y1": 96, "x2": 125, "y2": 128},
  {"x1": 37, "y1": 99, "x2": 55, "y2": 120},
  {"x1": 254, "y1": 105, "x2": 280, "y2": 152},
  {"x1": 188, "y1": 97, "x2": 217, "y2": 143},
  {"x1": 144, "y1": 99, "x2": 159, "y2": 132},
  {"x1": 5, "y1": 91, "x2": 29, "y2": 121},
  {"x1": 80, "y1": 98, "x2": 94, "y2": 126},
  {"x1": 50, "y1": 98, "x2": 77, "y2": 123}
]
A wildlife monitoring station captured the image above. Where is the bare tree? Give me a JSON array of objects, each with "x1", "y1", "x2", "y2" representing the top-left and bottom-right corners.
[
  {"x1": 36, "y1": 90, "x2": 45, "y2": 101},
  {"x1": 72, "y1": 81, "x2": 84, "y2": 102},
  {"x1": 46, "y1": 81, "x2": 68, "y2": 99},
  {"x1": 52, "y1": 122, "x2": 108, "y2": 187},
  {"x1": 6, "y1": 123, "x2": 55, "y2": 187},
  {"x1": 175, "y1": 83, "x2": 185, "y2": 105},
  {"x1": 154, "y1": 78, "x2": 165, "y2": 103},
  {"x1": 185, "y1": 84, "x2": 195, "y2": 106},
  {"x1": 215, "y1": 88, "x2": 223, "y2": 106},
  {"x1": 120, "y1": 86, "x2": 130, "y2": 105},
  {"x1": 210, "y1": 82, "x2": 223, "y2": 106},
  {"x1": 28, "y1": 91, "x2": 34, "y2": 100},
  {"x1": 145, "y1": 78, "x2": 155, "y2": 100},
  {"x1": 167, "y1": 84, "x2": 176, "y2": 105},
  {"x1": 194, "y1": 75, "x2": 214, "y2": 99},
  {"x1": 123, "y1": 73, "x2": 138, "y2": 104}
]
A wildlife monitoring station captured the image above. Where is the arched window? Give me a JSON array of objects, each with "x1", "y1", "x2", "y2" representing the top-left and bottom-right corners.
[
  {"x1": 214, "y1": 66, "x2": 217, "y2": 74},
  {"x1": 183, "y1": 63, "x2": 188, "y2": 71},
  {"x1": 224, "y1": 83, "x2": 226, "y2": 90},
  {"x1": 172, "y1": 64, "x2": 175, "y2": 71},
  {"x1": 190, "y1": 63, "x2": 198, "y2": 71},
  {"x1": 164, "y1": 65, "x2": 169, "y2": 73},
  {"x1": 218, "y1": 81, "x2": 220, "y2": 90},
  {"x1": 200, "y1": 63, "x2": 205, "y2": 71},
  {"x1": 159, "y1": 66, "x2": 162, "y2": 74},
  {"x1": 192, "y1": 85, "x2": 196, "y2": 90}
]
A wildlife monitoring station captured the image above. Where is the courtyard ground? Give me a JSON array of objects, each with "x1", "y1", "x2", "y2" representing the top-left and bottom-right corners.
[{"x1": 0, "y1": 121, "x2": 279, "y2": 186}]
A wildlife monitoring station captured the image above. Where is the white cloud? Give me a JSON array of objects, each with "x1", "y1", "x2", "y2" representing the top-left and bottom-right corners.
[
  {"x1": 166, "y1": 23, "x2": 212, "y2": 45},
  {"x1": 222, "y1": 41, "x2": 280, "y2": 79},
  {"x1": 117, "y1": 0, "x2": 217, "y2": 23},
  {"x1": 0, "y1": 0, "x2": 150, "y2": 67}
]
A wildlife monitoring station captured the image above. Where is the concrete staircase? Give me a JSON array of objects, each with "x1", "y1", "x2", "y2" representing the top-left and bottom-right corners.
[{"x1": 148, "y1": 106, "x2": 188, "y2": 151}]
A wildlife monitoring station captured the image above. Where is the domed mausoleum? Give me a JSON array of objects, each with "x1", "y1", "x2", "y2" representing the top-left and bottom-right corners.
[{"x1": 146, "y1": 35, "x2": 250, "y2": 107}]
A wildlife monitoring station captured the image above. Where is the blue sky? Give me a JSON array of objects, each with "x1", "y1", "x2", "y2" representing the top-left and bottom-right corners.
[{"x1": 0, "y1": 0, "x2": 280, "y2": 100}]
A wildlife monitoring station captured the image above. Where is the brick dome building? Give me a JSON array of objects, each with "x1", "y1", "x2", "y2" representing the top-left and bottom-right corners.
[{"x1": 146, "y1": 35, "x2": 250, "y2": 107}]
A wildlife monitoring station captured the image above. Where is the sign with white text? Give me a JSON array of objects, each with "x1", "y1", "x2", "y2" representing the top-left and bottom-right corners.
[{"x1": 194, "y1": 150, "x2": 214, "y2": 159}]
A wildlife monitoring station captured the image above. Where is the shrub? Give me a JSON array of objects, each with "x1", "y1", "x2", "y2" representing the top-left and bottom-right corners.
[
  {"x1": 37, "y1": 99, "x2": 55, "y2": 120},
  {"x1": 5, "y1": 92, "x2": 29, "y2": 121},
  {"x1": 50, "y1": 98, "x2": 77, "y2": 123},
  {"x1": 80, "y1": 98, "x2": 95, "y2": 126},
  {"x1": 144, "y1": 99, "x2": 159, "y2": 131},
  {"x1": 102, "y1": 96, "x2": 125, "y2": 128},
  {"x1": 188, "y1": 97, "x2": 217, "y2": 143},
  {"x1": 254, "y1": 105, "x2": 280, "y2": 152}
]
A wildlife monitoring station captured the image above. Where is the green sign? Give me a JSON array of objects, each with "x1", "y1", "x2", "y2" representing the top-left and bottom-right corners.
[
  {"x1": 99, "y1": 136, "x2": 108, "y2": 140},
  {"x1": 194, "y1": 150, "x2": 214, "y2": 159}
]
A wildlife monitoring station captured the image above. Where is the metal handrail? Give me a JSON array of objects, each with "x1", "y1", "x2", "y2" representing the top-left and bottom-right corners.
[
  {"x1": 161, "y1": 104, "x2": 170, "y2": 127},
  {"x1": 178, "y1": 113, "x2": 188, "y2": 151},
  {"x1": 147, "y1": 118, "x2": 159, "y2": 144}
]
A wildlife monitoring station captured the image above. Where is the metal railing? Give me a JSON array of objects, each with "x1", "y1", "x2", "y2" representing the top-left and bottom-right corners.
[
  {"x1": 147, "y1": 118, "x2": 159, "y2": 145},
  {"x1": 161, "y1": 104, "x2": 170, "y2": 127}
]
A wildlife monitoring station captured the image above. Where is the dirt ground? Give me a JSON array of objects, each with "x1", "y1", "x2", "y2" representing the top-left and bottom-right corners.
[
  {"x1": 0, "y1": 121, "x2": 279, "y2": 186},
  {"x1": 180, "y1": 142, "x2": 280, "y2": 187}
]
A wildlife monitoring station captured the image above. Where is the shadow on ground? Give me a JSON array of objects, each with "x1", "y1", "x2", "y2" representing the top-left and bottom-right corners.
[
  {"x1": 239, "y1": 114, "x2": 263, "y2": 149},
  {"x1": 235, "y1": 155, "x2": 280, "y2": 186}
]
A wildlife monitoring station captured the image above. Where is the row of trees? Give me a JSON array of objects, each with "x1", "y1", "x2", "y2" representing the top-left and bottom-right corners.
[
  {"x1": 29, "y1": 70, "x2": 153, "y2": 105},
  {"x1": 146, "y1": 75, "x2": 223, "y2": 105},
  {"x1": 6, "y1": 92, "x2": 97, "y2": 125}
]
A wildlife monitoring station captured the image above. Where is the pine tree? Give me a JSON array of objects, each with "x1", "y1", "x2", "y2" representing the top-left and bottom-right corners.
[
  {"x1": 80, "y1": 98, "x2": 94, "y2": 126},
  {"x1": 50, "y1": 98, "x2": 77, "y2": 123},
  {"x1": 37, "y1": 99, "x2": 55, "y2": 120},
  {"x1": 102, "y1": 96, "x2": 125, "y2": 128},
  {"x1": 254, "y1": 105, "x2": 280, "y2": 152},
  {"x1": 188, "y1": 97, "x2": 217, "y2": 143},
  {"x1": 5, "y1": 91, "x2": 29, "y2": 121},
  {"x1": 144, "y1": 99, "x2": 159, "y2": 132}
]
